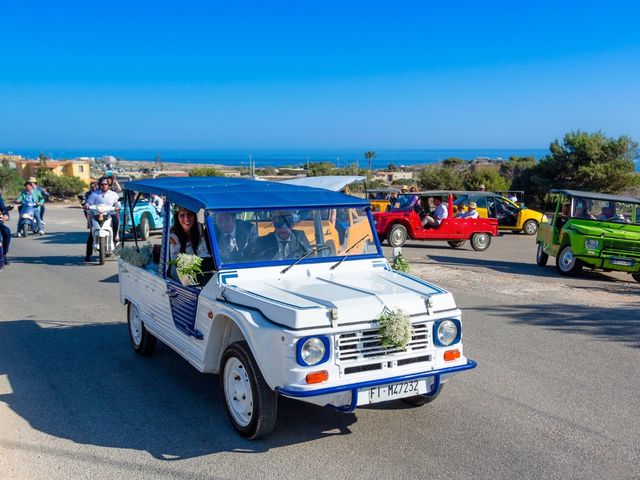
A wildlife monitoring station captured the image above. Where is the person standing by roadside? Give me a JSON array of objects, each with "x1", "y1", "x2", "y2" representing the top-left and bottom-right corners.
[{"x1": 0, "y1": 191, "x2": 12, "y2": 264}]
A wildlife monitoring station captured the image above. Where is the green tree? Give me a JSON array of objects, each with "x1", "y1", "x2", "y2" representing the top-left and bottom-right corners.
[
  {"x1": 364, "y1": 150, "x2": 377, "y2": 170},
  {"x1": 499, "y1": 156, "x2": 536, "y2": 182},
  {"x1": 36, "y1": 152, "x2": 49, "y2": 178},
  {"x1": 306, "y1": 162, "x2": 335, "y2": 176},
  {"x1": 189, "y1": 167, "x2": 224, "y2": 177},
  {"x1": 417, "y1": 166, "x2": 465, "y2": 190},
  {"x1": 464, "y1": 169, "x2": 510, "y2": 191},
  {"x1": 513, "y1": 131, "x2": 639, "y2": 207},
  {"x1": 0, "y1": 166, "x2": 24, "y2": 196},
  {"x1": 442, "y1": 157, "x2": 468, "y2": 169},
  {"x1": 387, "y1": 163, "x2": 398, "y2": 172},
  {"x1": 39, "y1": 175, "x2": 85, "y2": 198}
]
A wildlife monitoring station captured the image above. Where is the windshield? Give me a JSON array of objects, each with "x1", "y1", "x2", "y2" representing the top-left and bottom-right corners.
[
  {"x1": 569, "y1": 197, "x2": 638, "y2": 224},
  {"x1": 209, "y1": 207, "x2": 380, "y2": 267}
]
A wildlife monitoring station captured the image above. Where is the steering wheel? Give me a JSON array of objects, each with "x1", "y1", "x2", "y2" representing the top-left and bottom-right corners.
[{"x1": 606, "y1": 216, "x2": 630, "y2": 224}]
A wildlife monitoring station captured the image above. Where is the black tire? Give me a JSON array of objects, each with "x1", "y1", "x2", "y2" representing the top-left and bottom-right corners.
[
  {"x1": 556, "y1": 245, "x2": 582, "y2": 276},
  {"x1": 323, "y1": 240, "x2": 336, "y2": 257},
  {"x1": 98, "y1": 236, "x2": 106, "y2": 265},
  {"x1": 536, "y1": 243, "x2": 549, "y2": 266},
  {"x1": 138, "y1": 215, "x2": 150, "y2": 241},
  {"x1": 127, "y1": 302, "x2": 156, "y2": 355},
  {"x1": 523, "y1": 219, "x2": 538, "y2": 235},
  {"x1": 447, "y1": 240, "x2": 466, "y2": 248},
  {"x1": 22, "y1": 224, "x2": 28, "y2": 238},
  {"x1": 220, "y1": 341, "x2": 277, "y2": 440},
  {"x1": 401, "y1": 384, "x2": 443, "y2": 407},
  {"x1": 470, "y1": 232, "x2": 491, "y2": 251},
  {"x1": 388, "y1": 224, "x2": 408, "y2": 247},
  {"x1": 632, "y1": 273, "x2": 640, "y2": 283}
]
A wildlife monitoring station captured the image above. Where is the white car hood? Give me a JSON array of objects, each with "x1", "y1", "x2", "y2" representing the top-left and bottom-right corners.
[{"x1": 218, "y1": 268, "x2": 456, "y2": 330}]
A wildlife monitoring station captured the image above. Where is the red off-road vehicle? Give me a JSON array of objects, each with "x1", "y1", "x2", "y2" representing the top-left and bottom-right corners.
[{"x1": 373, "y1": 191, "x2": 499, "y2": 251}]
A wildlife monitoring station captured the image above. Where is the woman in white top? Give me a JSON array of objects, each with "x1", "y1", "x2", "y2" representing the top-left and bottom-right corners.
[{"x1": 168, "y1": 207, "x2": 211, "y2": 281}]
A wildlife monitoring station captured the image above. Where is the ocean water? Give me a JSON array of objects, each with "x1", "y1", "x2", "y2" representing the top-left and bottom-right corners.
[{"x1": 5, "y1": 147, "x2": 640, "y2": 171}]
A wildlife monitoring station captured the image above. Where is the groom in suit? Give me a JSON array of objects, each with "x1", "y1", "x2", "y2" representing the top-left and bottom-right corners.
[
  {"x1": 258, "y1": 213, "x2": 312, "y2": 261},
  {"x1": 214, "y1": 212, "x2": 258, "y2": 262}
]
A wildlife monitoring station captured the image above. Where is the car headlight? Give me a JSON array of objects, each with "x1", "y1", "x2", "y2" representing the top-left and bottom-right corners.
[
  {"x1": 296, "y1": 336, "x2": 330, "y2": 366},
  {"x1": 585, "y1": 239, "x2": 599, "y2": 250},
  {"x1": 433, "y1": 319, "x2": 461, "y2": 347}
]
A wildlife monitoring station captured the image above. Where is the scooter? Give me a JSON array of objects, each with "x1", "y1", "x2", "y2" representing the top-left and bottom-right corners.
[
  {"x1": 0, "y1": 205, "x2": 13, "y2": 270},
  {"x1": 18, "y1": 202, "x2": 39, "y2": 237},
  {"x1": 87, "y1": 204, "x2": 117, "y2": 265}
]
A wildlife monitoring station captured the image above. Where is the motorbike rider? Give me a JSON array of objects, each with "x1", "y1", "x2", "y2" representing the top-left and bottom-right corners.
[
  {"x1": 30, "y1": 177, "x2": 50, "y2": 224},
  {"x1": 16, "y1": 181, "x2": 45, "y2": 236},
  {"x1": 84, "y1": 178, "x2": 121, "y2": 262},
  {"x1": 0, "y1": 191, "x2": 11, "y2": 264}
]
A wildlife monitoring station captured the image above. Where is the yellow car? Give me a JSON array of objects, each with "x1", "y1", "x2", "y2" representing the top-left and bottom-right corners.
[
  {"x1": 366, "y1": 188, "x2": 401, "y2": 212},
  {"x1": 453, "y1": 191, "x2": 548, "y2": 235}
]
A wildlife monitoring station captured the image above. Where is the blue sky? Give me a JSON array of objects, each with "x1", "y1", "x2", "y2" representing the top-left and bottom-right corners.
[{"x1": 1, "y1": 0, "x2": 639, "y2": 150}]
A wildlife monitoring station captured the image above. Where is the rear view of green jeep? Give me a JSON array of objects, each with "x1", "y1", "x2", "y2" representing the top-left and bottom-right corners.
[{"x1": 536, "y1": 189, "x2": 640, "y2": 281}]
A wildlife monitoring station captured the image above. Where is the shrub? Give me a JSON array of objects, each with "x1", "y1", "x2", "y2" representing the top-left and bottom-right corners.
[
  {"x1": 189, "y1": 167, "x2": 224, "y2": 177},
  {"x1": 0, "y1": 167, "x2": 24, "y2": 197},
  {"x1": 39, "y1": 174, "x2": 86, "y2": 199}
]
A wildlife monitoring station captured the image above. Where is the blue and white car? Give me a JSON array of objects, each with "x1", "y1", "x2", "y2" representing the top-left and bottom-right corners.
[{"x1": 118, "y1": 177, "x2": 476, "y2": 439}]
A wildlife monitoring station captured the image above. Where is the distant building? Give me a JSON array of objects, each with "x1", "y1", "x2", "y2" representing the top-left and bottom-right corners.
[
  {"x1": 14, "y1": 159, "x2": 92, "y2": 184},
  {"x1": 374, "y1": 171, "x2": 414, "y2": 182},
  {"x1": 0, "y1": 153, "x2": 24, "y2": 167}
]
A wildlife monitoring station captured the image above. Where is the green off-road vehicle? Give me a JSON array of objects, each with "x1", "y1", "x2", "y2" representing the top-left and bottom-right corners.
[{"x1": 536, "y1": 189, "x2": 640, "y2": 281}]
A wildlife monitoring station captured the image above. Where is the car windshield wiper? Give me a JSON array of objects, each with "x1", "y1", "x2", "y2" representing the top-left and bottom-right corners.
[
  {"x1": 280, "y1": 245, "x2": 329, "y2": 275},
  {"x1": 330, "y1": 235, "x2": 370, "y2": 271}
]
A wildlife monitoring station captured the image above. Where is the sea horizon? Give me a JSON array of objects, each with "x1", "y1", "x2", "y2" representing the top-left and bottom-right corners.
[{"x1": 3, "y1": 147, "x2": 639, "y2": 171}]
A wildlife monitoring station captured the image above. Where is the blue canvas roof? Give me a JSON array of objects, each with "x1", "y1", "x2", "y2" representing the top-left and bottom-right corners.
[{"x1": 124, "y1": 176, "x2": 370, "y2": 211}]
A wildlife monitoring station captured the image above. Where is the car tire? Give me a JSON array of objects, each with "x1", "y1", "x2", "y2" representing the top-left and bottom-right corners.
[
  {"x1": 128, "y1": 302, "x2": 156, "y2": 355},
  {"x1": 447, "y1": 240, "x2": 466, "y2": 248},
  {"x1": 401, "y1": 384, "x2": 443, "y2": 407},
  {"x1": 632, "y1": 273, "x2": 640, "y2": 283},
  {"x1": 556, "y1": 245, "x2": 582, "y2": 276},
  {"x1": 220, "y1": 341, "x2": 278, "y2": 440},
  {"x1": 388, "y1": 224, "x2": 408, "y2": 247},
  {"x1": 323, "y1": 240, "x2": 336, "y2": 257},
  {"x1": 536, "y1": 243, "x2": 549, "y2": 266},
  {"x1": 470, "y1": 232, "x2": 491, "y2": 251},
  {"x1": 138, "y1": 215, "x2": 150, "y2": 241},
  {"x1": 523, "y1": 219, "x2": 538, "y2": 235}
]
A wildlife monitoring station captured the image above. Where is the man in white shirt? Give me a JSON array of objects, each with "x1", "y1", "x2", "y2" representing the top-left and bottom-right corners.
[
  {"x1": 84, "y1": 179, "x2": 121, "y2": 261},
  {"x1": 422, "y1": 196, "x2": 448, "y2": 228},
  {"x1": 150, "y1": 193, "x2": 164, "y2": 215}
]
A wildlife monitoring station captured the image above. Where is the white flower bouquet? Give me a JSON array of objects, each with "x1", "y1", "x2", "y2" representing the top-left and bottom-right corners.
[
  {"x1": 116, "y1": 244, "x2": 152, "y2": 267},
  {"x1": 377, "y1": 308, "x2": 412, "y2": 350},
  {"x1": 168, "y1": 253, "x2": 203, "y2": 286}
]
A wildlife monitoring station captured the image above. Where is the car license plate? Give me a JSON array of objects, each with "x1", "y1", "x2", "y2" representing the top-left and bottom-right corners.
[
  {"x1": 611, "y1": 258, "x2": 634, "y2": 266},
  {"x1": 368, "y1": 380, "x2": 421, "y2": 403}
]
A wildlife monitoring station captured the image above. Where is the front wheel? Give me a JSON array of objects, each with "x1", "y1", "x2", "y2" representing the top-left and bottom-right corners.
[
  {"x1": 470, "y1": 232, "x2": 491, "y2": 251},
  {"x1": 220, "y1": 342, "x2": 277, "y2": 439},
  {"x1": 523, "y1": 219, "x2": 538, "y2": 235},
  {"x1": 98, "y1": 236, "x2": 106, "y2": 265},
  {"x1": 536, "y1": 243, "x2": 549, "y2": 266},
  {"x1": 22, "y1": 224, "x2": 28, "y2": 238},
  {"x1": 388, "y1": 224, "x2": 408, "y2": 247},
  {"x1": 556, "y1": 245, "x2": 582, "y2": 276},
  {"x1": 447, "y1": 240, "x2": 466, "y2": 248},
  {"x1": 128, "y1": 303, "x2": 156, "y2": 355},
  {"x1": 138, "y1": 215, "x2": 150, "y2": 241},
  {"x1": 401, "y1": 384, "x2": 443, "y2": 407}
]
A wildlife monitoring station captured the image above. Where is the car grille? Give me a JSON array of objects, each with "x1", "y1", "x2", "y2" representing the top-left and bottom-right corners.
[
  {"x1": 602, "y1": 239, "x2": 640, "y2": 256},
  {"x1": 336, "y1": 322, "x2": 429, "y2": 362}
]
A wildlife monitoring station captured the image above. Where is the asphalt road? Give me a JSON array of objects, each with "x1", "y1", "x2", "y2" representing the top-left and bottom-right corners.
[{"x1": 1, "y1": 206, "x2": 639, "y2": 480}]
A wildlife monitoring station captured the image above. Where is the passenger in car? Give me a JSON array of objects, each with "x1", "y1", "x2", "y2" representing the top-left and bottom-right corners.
[
  {"x1": 214, "y1": 212, "x2": 258, "y2": 262},
  {"x1": 422, "y1": 196, "x2": 448, "y2": 228},
  {"x1": 257, "y1": 213, "x2": 312, "y2": 260},
  {"x1": 168, "y1": 207, "x2": 212, "y2": 281}
]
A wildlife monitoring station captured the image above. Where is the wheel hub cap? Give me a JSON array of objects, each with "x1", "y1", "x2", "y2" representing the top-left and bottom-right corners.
[
  {"x1": 129, "y1": 305, "x2": 142, "y2": 345},
  {"x1": 224, "y1": 358, "x2": 254, "y2": 427}
]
